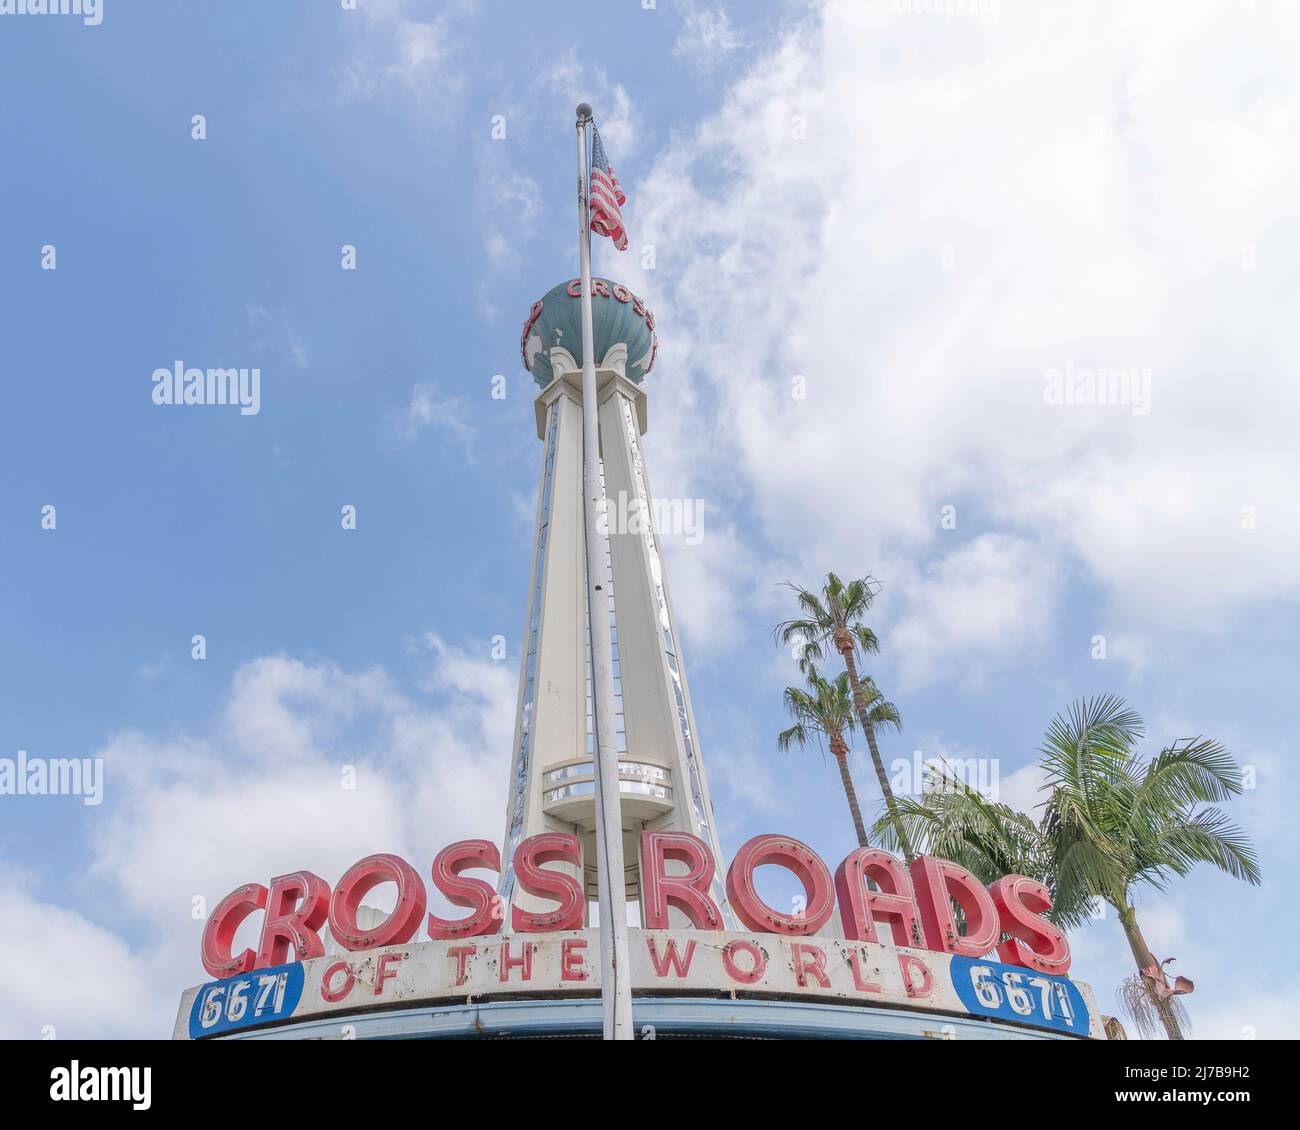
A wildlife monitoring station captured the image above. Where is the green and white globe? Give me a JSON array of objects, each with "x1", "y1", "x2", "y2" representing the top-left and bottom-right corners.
[{"x1": 520, "y1": 278, "x2": 658, "y2": 388}]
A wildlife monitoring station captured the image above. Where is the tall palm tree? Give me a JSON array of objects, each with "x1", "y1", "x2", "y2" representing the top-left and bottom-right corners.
[
  {"x1": 872, "y1": 695, "x2": 1259, "y2": 1040},
  {"x1": 778, "y1": 670, "x2": 902, "y2": 848},
  {"x1": 775, "y1": 572, "x2": 914, "y2": 861}
]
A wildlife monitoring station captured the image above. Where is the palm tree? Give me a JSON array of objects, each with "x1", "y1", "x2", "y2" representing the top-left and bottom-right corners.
[
  {"x1": 1041, "y1": 696, "x2": 1258, "y2": 1039},
  {"x1": 873, "y1": 695, "x2": 1259, "y2": 1040},
  {"x1": 775, "y1": 572, "x2": 914, "y2": 861},
  {"x1": 779, "y1": 670, "x2": 901, "y2": 848}
]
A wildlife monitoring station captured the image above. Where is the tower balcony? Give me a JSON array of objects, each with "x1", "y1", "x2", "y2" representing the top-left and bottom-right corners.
[{"x1": 541, "y1": 758, "x2": 673, "y2": 824}]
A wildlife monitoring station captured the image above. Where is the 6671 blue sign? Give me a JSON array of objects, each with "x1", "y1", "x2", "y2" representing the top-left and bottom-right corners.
[
  {"x1": 188, "y1": 962, "x2": 304, "y2": 1039},
  {"x1": 950, "y1": 955, "x2": 1089, "y2": 1035}
]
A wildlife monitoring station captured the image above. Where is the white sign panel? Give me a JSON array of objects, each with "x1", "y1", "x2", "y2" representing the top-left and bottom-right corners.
[{"x1": 175, "y1": 929, "x2": 1102, "y2": 1040}]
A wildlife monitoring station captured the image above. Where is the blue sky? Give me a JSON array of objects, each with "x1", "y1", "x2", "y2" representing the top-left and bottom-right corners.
[{"x1": 1, "y1": 0, "x2": 1297, "y2": 1038}]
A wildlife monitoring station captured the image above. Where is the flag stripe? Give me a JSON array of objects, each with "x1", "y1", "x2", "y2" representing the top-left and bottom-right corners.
[{"x1": 588, "y1": 125, "x2": 628, "y2": 251}]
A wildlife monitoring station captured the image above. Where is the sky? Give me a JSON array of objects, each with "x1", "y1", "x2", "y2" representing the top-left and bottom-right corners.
[{"x1": 1, "y1": 0, "x2": 1297, "y2": 1039}]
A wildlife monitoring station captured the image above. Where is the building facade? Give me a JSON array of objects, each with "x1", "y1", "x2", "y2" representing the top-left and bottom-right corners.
[{"x1": 173, "y1": 280, "x2": 1118, "y2": 1042}]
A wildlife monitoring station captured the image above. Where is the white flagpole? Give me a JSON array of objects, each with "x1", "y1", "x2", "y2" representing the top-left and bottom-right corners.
[{"x1": 575, "y1": 102, "x2": 633, "y2": 1041}]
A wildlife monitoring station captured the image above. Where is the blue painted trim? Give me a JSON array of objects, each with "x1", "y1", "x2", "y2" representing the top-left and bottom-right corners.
[{"x1": 221, "y1": 996, "x2": 1078, "y2": 1041}]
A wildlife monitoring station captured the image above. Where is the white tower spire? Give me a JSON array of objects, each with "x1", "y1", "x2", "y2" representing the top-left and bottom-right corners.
[{"x1": 502, "y1": 278, "x2": 730, "y2": 931}]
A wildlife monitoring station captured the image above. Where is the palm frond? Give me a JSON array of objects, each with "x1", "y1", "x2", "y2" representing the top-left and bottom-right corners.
[
  {"x1": 778, "y1": 672, "x2": 856, "y2": 755},
  {"x1": 1128, "y1": 738, "x2": 1243, "y2": 832},
  {"x1": 854, "y1": 674, "x2": 902, "y2": 734},
  {"x1": 870, "y1": 767, "x2": 1094, "y2": 929},
  {"x1": 1139, "y1": 808, "x2": 1261, "y2": 887},
  {"x1": 1039, "y1": 695, "x2": 1144, "y2": 799},
  {"x1": 777, "y1": 721, "x2": 810, "y2": 754},
  {"x1": 852, "y1": 624, "x2": 880, "y2": 655}
]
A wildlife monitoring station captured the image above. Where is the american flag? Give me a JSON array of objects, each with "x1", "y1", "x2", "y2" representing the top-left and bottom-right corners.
[{"x1": 588, "y1": 125, "x2": 628, "y2": 251}]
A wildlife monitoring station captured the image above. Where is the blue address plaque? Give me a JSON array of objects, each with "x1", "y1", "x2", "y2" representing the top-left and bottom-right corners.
[
  {"x1": 188, "y1": 962, "x2": 304, "y2": 1039},
  {"x1": 950, "y1": 955, "x2": 1090, "y2": 1036}
]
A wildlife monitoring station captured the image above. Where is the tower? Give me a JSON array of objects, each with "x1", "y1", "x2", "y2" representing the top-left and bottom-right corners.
[{"x1": 500, "y1": 278, "x2": 729, "y2": 924}]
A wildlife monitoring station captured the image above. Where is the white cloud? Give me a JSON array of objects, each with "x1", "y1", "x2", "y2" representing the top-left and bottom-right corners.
[
  {"x1": 710, "y1": 744, "x2": 780, "y2": 817},
  {"x1": 541, "y1": 49, "x2": 642, "y2": 156},
  {"x1": 0, "y1": 881, "x2": 158, "y2": 1039},
  {"x1": 476, "y1": 162, "x2": 542, "y2": 308},
  {"x1": 621, "y1": 0, "x2": 1299, "y2": 685},
  {"x1": 658, "y1": 522, "x2": 762, "y2": 658},
  {"x1": 887, "y1": 534, "x2": 1059, "y2": 688},
  {"x1": 484, "y1": 168, "x2": 541, "y2": 245},
  {"x1": 134, "y1": 653, "x2": 172, "y2": 683},
  {"x1": 400, "y1": 383, "x2": 475, "y2": 455},
  {"x1": 1192, "y1": 982, "x2": 1300, "y2": 1040},
  {"x1": 0, "y1": 643, "x2": 515, "y2": 1036},
  {"x1": 288, "y1": 326, "x2": 309, "y2": 369},
  {"x1": 673, "y1": 1, "x2": 741, "y2": 68},
  {"x1": 994, "y1": 759, "x2": 1048, "y2": 818},
  {"x1": 245, "y1": 304, "x2": 310, "y2": 370},
  {"x1": 341, "y1": 0, "x2": 471, "y2": 107}
]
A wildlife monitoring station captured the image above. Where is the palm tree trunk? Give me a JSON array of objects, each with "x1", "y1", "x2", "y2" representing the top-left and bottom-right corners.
[
  {"x1": 834, "y1": 752, "x2": 869, "y2": 848},
  {"x1": 839, "y1": 642, "x2": 914, "y2": 863},
  {"x1": 1118, "y1": 904, "x2": 1184, "y2": 1041}
]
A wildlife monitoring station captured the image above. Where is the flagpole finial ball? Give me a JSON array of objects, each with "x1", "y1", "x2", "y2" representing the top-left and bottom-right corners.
[{"x1": 576, "y1": 103, "x2": 593, "y2": 123}]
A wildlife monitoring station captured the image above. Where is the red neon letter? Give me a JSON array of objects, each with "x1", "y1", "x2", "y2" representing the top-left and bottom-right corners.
[
  {"x1": 374, "y1": 952, "x2": 404, "y2": 995},
  {"x1": 321, "y1": 960, "x2": 355, "y2": 1003},
  {"x1": 847, "y1": 949, "x2": 883, "y2": 993},
  {"x1": 202, "y1": 882, "x2": 267, "y2": 979},
  {"x1": 898, "y1": 953, "x2": 934, "y2": 999},
  {"x1": 790, "y1": 942, "x2": 831, "y2": 988},
  {"x1": 910, "y1": 856, "x2": 1000, "y2": 958},
  {"x1": 646, "y1": 938, "x2": 697, "y2": 978},
  {"x1": 329, "y1": 853, "x2": 426, "y2": 951},
  {"x1": 721, "y1": 939, "x2": 766, "y2": 984},
  {"x1": 448, "y1": 944, "x2": 476, "y2": 987},
  {"x1": 725, "y1": 834, "x2": 835, "y2": 935},
  {"x1": 561, "y1": 938, "x2": 589, "y2": 981},
  {"x1": 988, "y1": 875, "x2": 1071, "y2": 975},
  {"x1": 499, "y1": 940, "x2": 533, "y2": 982},
  {"x1": 835, "y1": 847, "x2": 920, "y2": 946},
  {"x1": 510, "y1": 833, "x2": 585, "y2": 933},
  {"x1": 640, "y1": 830, "x2": 723, "y2": 929},
  {"x1": 257, "y1": 871, "x2": 330, "y2": 968},
  {"x1": 428, "y1": 839, "x2": 504, "y2": 940}
]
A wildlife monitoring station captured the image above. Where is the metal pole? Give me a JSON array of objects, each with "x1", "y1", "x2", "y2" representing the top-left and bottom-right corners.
[{"x1": 575, "y1": 102, "x2": 633, "y2": 1041}]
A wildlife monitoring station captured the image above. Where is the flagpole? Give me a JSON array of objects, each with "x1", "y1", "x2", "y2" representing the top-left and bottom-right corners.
[{"x1": 575, "y1": 102, "x2": 634, "y2": 1041}]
